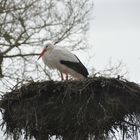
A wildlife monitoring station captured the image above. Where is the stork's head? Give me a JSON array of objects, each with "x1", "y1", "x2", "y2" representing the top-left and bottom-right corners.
[
  {"x1": 38, "y1": 41, "x2": 55, "y2": 60},
  {"x1": 45, "y1": 41, "x2": 55, "y2": 50}
]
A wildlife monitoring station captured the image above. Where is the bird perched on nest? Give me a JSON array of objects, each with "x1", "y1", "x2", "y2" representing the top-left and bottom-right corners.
[{"x1": 38, "y1": 42, "x2": 89, "y2": 80}]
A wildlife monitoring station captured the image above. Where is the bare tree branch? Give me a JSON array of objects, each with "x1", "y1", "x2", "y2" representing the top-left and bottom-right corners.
[{"x1": 2, "y1": 53, "x2": 39, "y2": 58}]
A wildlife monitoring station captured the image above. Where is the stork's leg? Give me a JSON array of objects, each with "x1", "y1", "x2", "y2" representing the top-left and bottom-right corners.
[
  {"x1": 66, "y1": 73, "x2": 68, "y2": 80},
  {"x1": 60, "y1": 72, "x2": 64, "y2": 81}
]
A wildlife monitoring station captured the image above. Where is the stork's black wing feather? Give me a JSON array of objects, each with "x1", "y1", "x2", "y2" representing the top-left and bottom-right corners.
[{"x1": 60, "y1": 55, "x2": 89, "y2": 77}]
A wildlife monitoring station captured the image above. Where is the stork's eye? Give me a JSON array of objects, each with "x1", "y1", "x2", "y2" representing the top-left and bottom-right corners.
[{"x1": 46, "y1": 45, "x2": 48, "y2": 48}]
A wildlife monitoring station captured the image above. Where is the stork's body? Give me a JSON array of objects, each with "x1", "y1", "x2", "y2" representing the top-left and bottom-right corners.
[{"x1": 38, "y1": 42, "x2": 89, "y2": 80}]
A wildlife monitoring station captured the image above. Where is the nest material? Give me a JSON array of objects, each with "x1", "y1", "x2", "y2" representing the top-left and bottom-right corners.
[{"x1": 1, "y1": 77, "x2": 140, "y2": 140}]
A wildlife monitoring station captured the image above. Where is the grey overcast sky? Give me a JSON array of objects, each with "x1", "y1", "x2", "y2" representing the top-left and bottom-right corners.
[{"x1": 88, "y1": 0, "x2": 140, "y2": 82}]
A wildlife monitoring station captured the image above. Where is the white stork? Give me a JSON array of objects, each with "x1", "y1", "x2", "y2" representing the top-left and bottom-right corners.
[{"x1": 38, "y1": 42, "x2": 89, "y2": 80}]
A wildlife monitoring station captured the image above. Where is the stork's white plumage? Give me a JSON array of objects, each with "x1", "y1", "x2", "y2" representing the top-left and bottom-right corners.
[{"x1": 38, "y1": 42, "x2": 89, "y2": 80}]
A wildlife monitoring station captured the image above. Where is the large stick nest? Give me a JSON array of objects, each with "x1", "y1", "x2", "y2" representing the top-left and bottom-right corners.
[{"x1": 1, "y1": 77, "x2": 140, "y2": 140}]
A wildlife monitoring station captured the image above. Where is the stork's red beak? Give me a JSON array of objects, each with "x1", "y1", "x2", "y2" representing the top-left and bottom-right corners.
[{"x1": 38, "y1": 48, "x2": 47, "y2": 60}]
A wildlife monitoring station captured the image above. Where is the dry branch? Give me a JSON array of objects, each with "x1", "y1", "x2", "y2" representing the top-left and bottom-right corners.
[{"x1": 1, "y1": 77, "x2": 140, "y2": 140}]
